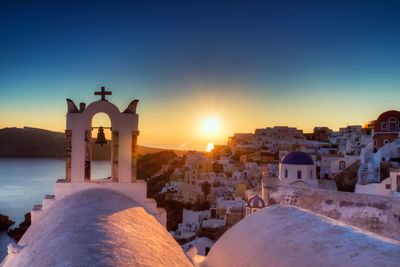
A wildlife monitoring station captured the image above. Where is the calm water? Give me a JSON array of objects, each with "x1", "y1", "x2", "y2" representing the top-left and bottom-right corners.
[{"x1": 0, "y1": 158, "x2": 110, "y2": 261}]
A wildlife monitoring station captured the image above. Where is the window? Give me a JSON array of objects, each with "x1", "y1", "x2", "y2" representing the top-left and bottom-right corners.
[
  {"x1": 386, "y1": 184, "x2": 391, "y2": 190},
  {"x1": 297, "y1": 170, "x2": 302, "y2": 179},
  {"x1": 285, "y1": 169, "x2": 288, "y2": 178},
  {"x1": 390, "y1": 122, "x2": 396, "y2": 131},
  {"x1": 339, "y1": 160, "x2": 346, "y2": 170},
  {"x1": 389, "y1": 118, "x2": 397, "y2": 132},
  {"x1": 374, "y1": 140, "x2": 377, "y2": 147},
  {"x1": 381, "y1": 122, "x2": 388, "y2": 130},
  {"x1": 211, "y1": 209, "x2": 216, "y2": 218}
]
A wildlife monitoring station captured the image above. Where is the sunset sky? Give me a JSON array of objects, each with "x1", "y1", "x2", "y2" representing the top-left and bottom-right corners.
[{"x1": 1, "y1": 0, "x2": 400, "y2": 150}]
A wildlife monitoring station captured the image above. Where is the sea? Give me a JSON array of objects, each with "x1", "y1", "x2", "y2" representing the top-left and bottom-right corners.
[{"x1": 0, "y1": 158, "x2": 110, "y2": 261}]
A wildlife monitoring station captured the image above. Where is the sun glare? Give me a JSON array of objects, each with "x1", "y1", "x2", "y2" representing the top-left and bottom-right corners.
[
  {"x1": 204, "y1": 118, "x2": 218, "y2": 133},
  {"x1": 206, "y1": 142, "x2": 214, "y2": 152}
]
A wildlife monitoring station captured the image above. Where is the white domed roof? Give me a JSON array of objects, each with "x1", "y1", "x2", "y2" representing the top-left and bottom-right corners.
[
  {"x1": 2, "y1": 189, "x2": 192, "y2": 267},
  {"x1": 203, "y1": 205, "x2": 400, "y2": 267}
]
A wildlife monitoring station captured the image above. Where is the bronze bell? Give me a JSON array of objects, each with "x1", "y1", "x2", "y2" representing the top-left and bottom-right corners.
[{"x1": 95, "y1": 126, "x2": 107, "y2": 146}]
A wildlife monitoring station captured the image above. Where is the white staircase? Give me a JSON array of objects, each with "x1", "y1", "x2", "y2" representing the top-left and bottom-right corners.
[{"x1": 358, "y1": 165, "x2": 369, "y2": 185}]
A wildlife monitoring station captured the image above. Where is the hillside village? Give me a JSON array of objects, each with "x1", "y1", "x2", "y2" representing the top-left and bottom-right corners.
[
  {"x1": 2, "y1": 110, "x2": 400, "y2": 260},
  {"x1": 147, "y1": 110, "x2": 400, "y2": 251}
]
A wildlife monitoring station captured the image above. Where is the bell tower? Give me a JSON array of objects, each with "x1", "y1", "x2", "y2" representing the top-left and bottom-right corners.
[
  {"x1": 30, "y1": 87, "x2": 166, "y2": 227},
  {"x1": 65, "y1": 87, "x2": 139, "y2": 183}
]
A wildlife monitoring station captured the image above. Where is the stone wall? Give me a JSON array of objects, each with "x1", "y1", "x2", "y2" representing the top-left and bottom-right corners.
[{"x1": 263, "y1": 185, "x2": 400, "y2": 241}]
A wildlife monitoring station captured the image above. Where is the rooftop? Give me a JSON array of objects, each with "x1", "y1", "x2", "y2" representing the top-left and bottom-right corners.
[
  {"x1": 281, "y1": 151, "x2": 314, "y2": 165},
  {"x1": 2, "y1": 189, "x2": 192, "y2": 267}
]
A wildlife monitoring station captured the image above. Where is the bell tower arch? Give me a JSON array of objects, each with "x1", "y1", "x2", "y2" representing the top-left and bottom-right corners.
[{"x1": 65, "y1": 88, "x2": 139, "y2": 183}]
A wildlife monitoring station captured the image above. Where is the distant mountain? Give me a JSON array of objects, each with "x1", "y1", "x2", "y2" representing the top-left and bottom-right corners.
[
  {"x1": 0, "y1": 127, "x2": 185, "y2": 160},
  {"x1": 0, "y1": 127, "x2": 66, "y2": 158}
]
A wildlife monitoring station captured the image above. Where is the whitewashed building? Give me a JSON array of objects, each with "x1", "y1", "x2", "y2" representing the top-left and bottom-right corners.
[{"x1": 356, "y1": 169, "x2": 400, "y2": 197}]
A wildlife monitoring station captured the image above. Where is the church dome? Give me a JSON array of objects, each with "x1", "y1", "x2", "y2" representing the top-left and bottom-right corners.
[
  {"x1": 374, "y1": 110, "x2": 400, "y2": 132},
  {"x1": 247, "y1": 195, "x2": 265, "y2": 208},
  {"x1": 203, "y1": 205, "x2": 400, "y2": 267},
  {"x1": 281, "y1": 151, "x2": 314, "y2": 165},
  {"x1": 2, "y1": 189, "x2": 192, "y2": 267}
]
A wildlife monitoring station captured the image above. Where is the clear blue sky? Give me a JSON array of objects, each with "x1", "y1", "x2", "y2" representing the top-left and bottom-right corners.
[{"x1": 1, "y1": 0, "x2": 400, "y2": 149}]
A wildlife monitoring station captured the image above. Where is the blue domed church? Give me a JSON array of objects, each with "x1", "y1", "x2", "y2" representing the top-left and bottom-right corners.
[{"x1": 279, "y1": 151, "x2": 317, "y2": 188}]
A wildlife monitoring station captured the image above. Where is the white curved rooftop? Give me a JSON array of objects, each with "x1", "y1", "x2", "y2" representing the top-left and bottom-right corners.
[
  {"x1": 203, "y1": 205, "x2": 400, "y2": 267},
  {"x1": 1, "y1": 188, "x2": 192, "y2": 267}
]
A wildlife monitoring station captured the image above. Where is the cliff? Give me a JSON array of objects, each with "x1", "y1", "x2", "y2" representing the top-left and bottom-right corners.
[{"x1": 0, "y1": 214, "x2": 14, "y2": 232}]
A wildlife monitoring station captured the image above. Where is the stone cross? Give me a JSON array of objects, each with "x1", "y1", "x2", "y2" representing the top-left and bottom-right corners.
[{"x1": 95, "y1": 86, "x2": 112, "y2": 101}]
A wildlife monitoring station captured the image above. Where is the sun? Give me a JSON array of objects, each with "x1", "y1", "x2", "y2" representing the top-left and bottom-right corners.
[{"x1": 204, "y1": 118, "x2": 218, "y2": 133}]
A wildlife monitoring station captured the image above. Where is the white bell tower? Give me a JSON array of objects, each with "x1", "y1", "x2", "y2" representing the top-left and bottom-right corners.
[
  {"x1": 30, "y1": 87, "x2": 166, "y2": 227},
  {"x1": 65, "y1": 86, "x2": 139, "y2": 183}
]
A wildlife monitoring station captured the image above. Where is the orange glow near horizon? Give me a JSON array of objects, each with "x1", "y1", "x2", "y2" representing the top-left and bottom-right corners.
[{"x1": 0, "y1": 83, "x2": 389, "y2": 151}]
